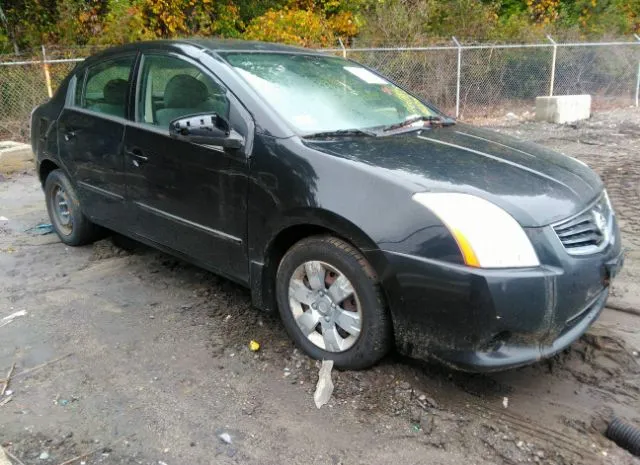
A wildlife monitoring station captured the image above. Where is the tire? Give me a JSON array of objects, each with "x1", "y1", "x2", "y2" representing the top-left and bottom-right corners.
[
  {"x1": 44, "y1": 169, "x2": 103, "y2": 246},
  {"x1": 276, "y1": 235, "x2": 392, "y2": 370}
]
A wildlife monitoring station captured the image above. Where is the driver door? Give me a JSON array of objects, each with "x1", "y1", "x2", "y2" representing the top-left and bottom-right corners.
[{"x1": 124, "y1": 52, "x2": 251, "y2": 282}]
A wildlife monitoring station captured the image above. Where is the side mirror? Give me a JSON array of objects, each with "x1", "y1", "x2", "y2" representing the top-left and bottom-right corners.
[{"x1": 169, "y1": 113, "x2": 244, "y2": 150}]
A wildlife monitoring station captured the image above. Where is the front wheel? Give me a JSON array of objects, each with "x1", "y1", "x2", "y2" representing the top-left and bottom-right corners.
[{"x1": 276, "y1": 235, "x2": 392, "y2": 370}]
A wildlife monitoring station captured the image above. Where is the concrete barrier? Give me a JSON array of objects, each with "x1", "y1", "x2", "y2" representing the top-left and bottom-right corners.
[
  {"x1": 535, "y1": 95, "x2": 591, "y2": 124},
  {"x1": 0, "y1": 142, "x2": 34, "y2": 175}
]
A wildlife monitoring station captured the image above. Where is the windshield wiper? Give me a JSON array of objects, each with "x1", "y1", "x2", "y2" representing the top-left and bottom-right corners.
[
  {"x1": 381, "y1": 115, "x2": 456, "y2": 133},
  {"x1": 303, "y1": 128, "x2": 378, "y2": 139}
]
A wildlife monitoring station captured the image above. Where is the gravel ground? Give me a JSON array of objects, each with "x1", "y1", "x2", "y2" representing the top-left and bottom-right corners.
[{"x1": 1, "y1": 109, "x2": 640, "y2": 465}]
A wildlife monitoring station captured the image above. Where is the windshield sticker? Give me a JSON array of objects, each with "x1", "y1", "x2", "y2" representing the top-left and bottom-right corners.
[
  {"x1": 344, "y1": 67, "x2": 388, "y2": 85},
  {"x1": 293, "y1": 114, "x2": 318, "y2": 129},
  {"x1": 235, "y1": 68, "x2": 280, "y2": 93}
]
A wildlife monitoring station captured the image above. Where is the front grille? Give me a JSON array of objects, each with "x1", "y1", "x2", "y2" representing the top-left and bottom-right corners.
[{"x1": 553, "y1": 192, "x2": 613, "y2": 255}]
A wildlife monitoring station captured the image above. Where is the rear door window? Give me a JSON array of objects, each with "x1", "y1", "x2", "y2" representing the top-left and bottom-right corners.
[{"x1": 77, "y1": 56, "x2": 135, "y2": 118}]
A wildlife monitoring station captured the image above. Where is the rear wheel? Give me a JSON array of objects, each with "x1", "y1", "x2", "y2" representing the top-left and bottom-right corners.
[
  {"x1": 44, "y1": 169, "x2": 103, "y2": 246},
  {"x1": 276, "y1": 235, "x2": 392, "y2": 370}
]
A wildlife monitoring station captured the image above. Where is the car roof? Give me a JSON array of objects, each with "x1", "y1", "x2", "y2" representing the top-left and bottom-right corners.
[
  {"x1": 185, "y1": 38, "x2": 311, "y2": 53},
  {"x1": 84, "y1": 39, "x2": 321, "y2": 64}
]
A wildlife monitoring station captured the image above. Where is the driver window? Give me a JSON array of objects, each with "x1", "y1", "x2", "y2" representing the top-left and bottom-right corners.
[{"x1": 137, "y1": 54, "x2": 230, "y2": 128}]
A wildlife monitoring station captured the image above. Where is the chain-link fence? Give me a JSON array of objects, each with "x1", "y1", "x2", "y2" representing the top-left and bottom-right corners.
[
  {"x1": 1, "y1": 39, "x2": 639, "y2": 142},
  {"x1": 328, "y1": 39, "x2": 640, "y2": 118},
  {"x1": 0, "y1": 49, "x2": 81, "y2": 141}
]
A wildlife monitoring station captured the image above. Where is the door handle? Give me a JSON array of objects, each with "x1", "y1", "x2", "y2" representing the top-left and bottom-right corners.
[
  {"x1": 64, "y1": 130, "x2": 76, "y2": 141},
  {"x1": 126, "y1": 148, "x2": 149, "y2": 167}
]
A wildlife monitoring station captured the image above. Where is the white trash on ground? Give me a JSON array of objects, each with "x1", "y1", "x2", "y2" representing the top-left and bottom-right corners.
[
  {"x1": 314, "y1": 360, "x2": 334, "y2": 409},
  {"x1": 218, "y1": 432, "x2": 232, "y2": 444},
  {"x1": 0, "y1": 447, "x2": 12, "y2": 465},
  {"x1": 0, "y1": 310, "x2": 27, "y2": 328}
]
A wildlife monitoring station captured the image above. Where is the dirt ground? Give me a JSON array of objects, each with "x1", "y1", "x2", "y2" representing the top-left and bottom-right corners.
[{"x1": 1, "y1": 108, "x2": 640, "y2": 465}]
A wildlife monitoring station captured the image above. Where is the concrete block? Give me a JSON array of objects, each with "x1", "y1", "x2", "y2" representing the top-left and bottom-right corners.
[
  {"x1": 0, "y1": 142, "x2": 34, "y2": 175},
  {"x1": 535, "y1": 95, "x2": 591, "y2": 124}
]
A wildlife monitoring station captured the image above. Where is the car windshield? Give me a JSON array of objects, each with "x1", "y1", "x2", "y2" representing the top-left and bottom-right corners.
[{"x1": 221, "y1": 52, "x2": 438, "y2": 135}]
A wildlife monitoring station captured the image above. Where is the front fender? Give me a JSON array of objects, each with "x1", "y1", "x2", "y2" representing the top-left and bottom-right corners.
[
  {"x1": 264, "y1": 208, "x2": 380, "y2": 254},
  {"x1": 247, "y1": 134, "x2": 463, "y2": 314},
  {"x1": 248, "y1": 135, "x2": 462, "y2": 264}
]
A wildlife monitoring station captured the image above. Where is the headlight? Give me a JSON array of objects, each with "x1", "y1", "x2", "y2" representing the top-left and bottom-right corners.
[{"x1": 412, "y1": 192, "x2": 540, "y2": 268}]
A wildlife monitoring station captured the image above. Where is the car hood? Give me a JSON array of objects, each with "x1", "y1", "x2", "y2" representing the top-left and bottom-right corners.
[{"x1": 303, "y1": 123, "x2": 602, "y2": 227}]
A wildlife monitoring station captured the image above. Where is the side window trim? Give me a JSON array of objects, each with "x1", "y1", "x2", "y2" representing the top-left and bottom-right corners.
[
  {"x1": 65, "y1": 69, "x2": 87, "y2": 109},
  {"x1": 133, "y1": 54, "x2": 146, "y2": 124},
  {"x1": 79, "y1": 68, "x2": 88, "y2": 107},
  {"x1": 65, "y1": 74, "x2": 77, "y2": 107}
]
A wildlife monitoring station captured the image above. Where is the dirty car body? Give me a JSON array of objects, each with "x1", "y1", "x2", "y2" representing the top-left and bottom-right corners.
[{"x1": 31, "y1": 40, "x2": 623, "y2": 372}]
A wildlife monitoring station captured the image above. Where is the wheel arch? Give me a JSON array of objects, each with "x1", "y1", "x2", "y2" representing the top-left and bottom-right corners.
[
  {"x1": 250, "y1": 208, "x2": 388, "y2": 313},
  {"x1": 38, "y1": 158, "x2": 60, "y2": 186}
]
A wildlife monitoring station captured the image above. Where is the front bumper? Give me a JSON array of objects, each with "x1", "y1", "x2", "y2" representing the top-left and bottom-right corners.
[{"x1": 374, "y1": 223, "x2": 623, "y2": 372}]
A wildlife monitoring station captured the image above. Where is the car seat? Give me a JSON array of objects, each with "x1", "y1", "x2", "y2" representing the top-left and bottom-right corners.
[
  {"x1": 155, "y1": 74, "x2": 224, "y2": 127},
  {"x1": 89, "y1": 79, "x2": 128, "y2": 117}
]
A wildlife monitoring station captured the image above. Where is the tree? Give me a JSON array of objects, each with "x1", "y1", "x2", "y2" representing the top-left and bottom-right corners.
[{"x1": 0, "y1": 0, "x2": 638, "y2": 53}]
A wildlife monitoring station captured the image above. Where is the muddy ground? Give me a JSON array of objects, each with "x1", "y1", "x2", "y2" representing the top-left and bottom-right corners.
[{"x1": 1, "y1": 109, "x2": 640, "y2": 465}]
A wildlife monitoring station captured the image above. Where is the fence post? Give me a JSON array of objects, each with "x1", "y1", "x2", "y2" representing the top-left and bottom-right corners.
[
  {"x1": 41, "y1": 45, "x2": 53, "y2": 98},
  {"x1": 452, "y1": 36, "x2": 462, "y2": 118},
  {"x1": 635, "y1": 34, "x2": 640, "y2": 107},
  {"x1": 546, "y1": 35, "x2": 557, "y2": 97},
  {"x1": 338, "y1": 38, "x2": 347, "y2": 59}
]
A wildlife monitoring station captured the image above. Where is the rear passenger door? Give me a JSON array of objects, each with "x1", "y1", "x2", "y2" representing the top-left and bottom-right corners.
[{"x1": 57, "y1": 55, "x2": 135, "y2": 227}]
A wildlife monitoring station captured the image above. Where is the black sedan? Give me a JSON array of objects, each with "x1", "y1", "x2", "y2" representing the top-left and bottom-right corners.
[{"x1": 30, "y1": 39, "x2": 623, "y2": 371}]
